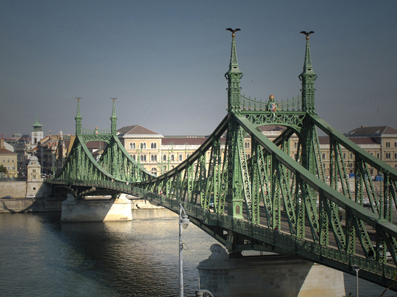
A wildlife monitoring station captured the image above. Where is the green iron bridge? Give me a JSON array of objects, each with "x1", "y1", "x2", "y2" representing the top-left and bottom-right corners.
[{"x1": 47, "y1": 31, "x2": 397, "y2": 290}]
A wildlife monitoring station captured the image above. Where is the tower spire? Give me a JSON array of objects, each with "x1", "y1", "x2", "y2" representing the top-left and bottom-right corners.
[
  {"x1": 33, "y1": 114, "x2": 43, "y2": 131},
  {"x1": 75, "y1": 97, "x2": 82, "y2": 135},
  {"x1": 225, "y1": 28, "x2": 243, "y2": 112},
  {"x1": 110, "y1": 98, "x2": 118, "y2": 135},
  {"x1": 299, "y1": 31, "x2": 317, "y2": 114}
]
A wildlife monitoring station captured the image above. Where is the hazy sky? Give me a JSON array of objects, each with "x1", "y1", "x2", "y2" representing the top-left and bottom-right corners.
[{"x1": 1, "y1": 0, "x2": 396, "y2": 138}]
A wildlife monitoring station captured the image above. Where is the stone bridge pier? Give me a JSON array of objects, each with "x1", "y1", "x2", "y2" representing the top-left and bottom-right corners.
[
  {"x1": 197, "y1": 244, "x2": 345, "y2": 297},
  {"x1": 61, "y1": 194, "x2": 132, "y2": 222}
]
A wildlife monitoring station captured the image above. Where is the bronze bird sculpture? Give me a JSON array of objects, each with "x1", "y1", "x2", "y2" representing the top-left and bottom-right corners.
[
  {"x1": 300, "y1": 31, "x2": 314, "y2": 39},
  {"x1": 226, "y1": 28, "x2": 241, "y2": 37}
]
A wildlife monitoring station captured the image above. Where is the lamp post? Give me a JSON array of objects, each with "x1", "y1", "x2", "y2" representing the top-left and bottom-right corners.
[
  {"x1": 352, "y1": 265, "x2": 360, "y2": 297},
  {"x1": 179, "y1": 204, "x2": 190, "y2": 297}
]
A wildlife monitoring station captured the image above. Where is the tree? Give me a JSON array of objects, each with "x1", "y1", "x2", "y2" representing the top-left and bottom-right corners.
[{"x1": 0, "y1": 164, "x2": 8, "y2": 174}]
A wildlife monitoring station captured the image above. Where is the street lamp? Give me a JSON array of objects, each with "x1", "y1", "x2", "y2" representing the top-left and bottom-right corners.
[
  {"x1": 179, "y1": 204, "x2": 190, "y2": 297},
  {"x1": 352, "y1": 265, "x2": 360, "y2": 297}
]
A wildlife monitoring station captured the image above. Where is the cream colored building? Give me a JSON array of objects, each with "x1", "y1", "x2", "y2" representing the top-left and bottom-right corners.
[{"x1": 0, "y1": 138, "x2": 18, "y2": 178}]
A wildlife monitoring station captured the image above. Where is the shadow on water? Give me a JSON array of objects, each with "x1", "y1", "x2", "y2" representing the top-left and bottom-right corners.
[{"x1": 30, "y1": 209, "x2": 216, "y2": 296}]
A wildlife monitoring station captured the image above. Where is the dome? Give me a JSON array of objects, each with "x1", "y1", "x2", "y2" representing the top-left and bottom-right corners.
[{"x1": 28, "y1": 155, "x2": 39, "y2": 165}]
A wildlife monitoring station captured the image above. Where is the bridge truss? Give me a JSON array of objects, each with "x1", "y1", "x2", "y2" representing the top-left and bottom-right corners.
[{"x1": 47, "y1": 33, "x2": 397, "y2": 290}]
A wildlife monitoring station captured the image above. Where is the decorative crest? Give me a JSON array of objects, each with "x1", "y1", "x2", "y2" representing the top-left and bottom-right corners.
[
  {"x1": 226, "y1": 28, "x2": 241, "y2": 37},
  {"x1": 300, "y1": 31, "x2": 314, "y2": 40}
]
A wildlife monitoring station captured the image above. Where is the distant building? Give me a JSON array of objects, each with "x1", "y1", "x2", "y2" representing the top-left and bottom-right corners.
[
  {"x1": 117, "y1": 124, "x2": 397, "y2": 178},
  {"x1": 0, "y1": 138, "x2": 18, "y2": 178}
]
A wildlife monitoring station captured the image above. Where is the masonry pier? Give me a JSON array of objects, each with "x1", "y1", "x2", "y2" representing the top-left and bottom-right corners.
[
  {"x1": 61, "y1": 194, "x2": 133, "y2": 222},
  {"x1": 197, "y1": 244, "x2": 345, "y2": 297}
]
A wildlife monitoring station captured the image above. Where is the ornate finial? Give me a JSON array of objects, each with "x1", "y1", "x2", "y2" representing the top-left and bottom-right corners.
[
  {"x1": 111, "y1": 97, "x2": 117, "y2": 102},
  {"x1": 225, "y1": 27, "x2": 243, "y2": 112},
  {"x1": 226, "y1": 28, "x2": 241, "y2": 37},
  {"x1": 300, "y1": 31, "x2": 314, "y2": 40},
  {"x1": 75, "y1": 97, "x2": 82, "y2": 102},
  {"x1": 299, "y1": 31, "x2": 317, "y2": 114}
]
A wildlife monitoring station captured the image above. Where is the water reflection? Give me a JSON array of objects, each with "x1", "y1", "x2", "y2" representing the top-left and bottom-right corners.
[{"x1": 0, "y1": 210, "x2": 218, "y2": 297}]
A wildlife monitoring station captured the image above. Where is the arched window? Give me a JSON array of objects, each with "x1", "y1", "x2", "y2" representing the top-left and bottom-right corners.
[
  {"x1": 171, "y1": 154, "x2": 175, "y2": 162},
  {"x1": 163, "y1": 165, "x2": 167, "y2": 171},
  {"x1": 151, "y1": 142, "x2": 157, "y2": 149},
  {"x1": 178, "y1": 154, "x2": 183, "y2": 161},
  {"x1": 151, "y1": 155, "x2": 157, "y2": 162},
  {"x1": 163, "y1": 154, "x2": 167, "y2": 161},
  {"x1": 140, "y1": 142, "x2": 146, "y2": 149},
  {"x1": 322, "y1": 153, "x2": 326, "y2": 160},
  {"x1": 343, "y1": 153, "x2": 346, "y2": 159},
  {"x1": 151, "y1": 168, "x2": 157, "y2": 175},
  {"x1": 140, "y1": 155, "x2": 146, "y2": 162},
  {"x1": 244, "y1": 142, "x2": 250, "y2": 149},
  {"x1": 129, "y1": 143, "x2": 133, "y2": 149},
  {"x1": 131, "y1": 155, "x2": 136, "y2": 161}
]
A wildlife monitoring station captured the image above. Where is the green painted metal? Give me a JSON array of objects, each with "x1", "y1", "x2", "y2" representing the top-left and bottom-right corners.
[{"x1": 46, "y1": 31, "x2": 397, "y2": 290}]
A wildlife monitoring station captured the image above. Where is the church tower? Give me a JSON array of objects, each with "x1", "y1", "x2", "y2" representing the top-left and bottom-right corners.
[{"x1": 31, "y1": 114, "x2": 44, "y2": 145}]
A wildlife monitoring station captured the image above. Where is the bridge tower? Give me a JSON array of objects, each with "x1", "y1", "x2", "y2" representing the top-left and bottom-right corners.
[
  {"x1": 225, "y1": 29, "x2": 245, "y2": 220},
  {"x1": 111, "y1": 97, "x2": 118, "y2": 135},
  {"x1": 75, "y1": 97, "x2": 82, "y2": 135}
]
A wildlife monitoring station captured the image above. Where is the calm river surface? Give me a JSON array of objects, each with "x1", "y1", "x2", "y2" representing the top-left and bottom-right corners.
[{"x1": 0, "y1": 209, "x2": 397, "y2": 297}]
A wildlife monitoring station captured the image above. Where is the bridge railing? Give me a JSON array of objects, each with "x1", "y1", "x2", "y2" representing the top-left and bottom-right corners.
[{"x1": 240, "y1": 94, "x2": 302, "y2": 111}]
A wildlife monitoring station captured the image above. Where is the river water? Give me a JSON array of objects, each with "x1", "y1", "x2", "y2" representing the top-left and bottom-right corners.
[{"x1": 0, "y1": 209, "x2": 397, "y2": 297}]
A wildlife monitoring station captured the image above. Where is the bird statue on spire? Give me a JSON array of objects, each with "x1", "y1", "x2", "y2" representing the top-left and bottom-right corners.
[
  {"x1": 300, "y1": 31, "x2": 314, "y2": 39},
  {"x1": 226, "y1": 28, "x2": 241, "y2": 37}
]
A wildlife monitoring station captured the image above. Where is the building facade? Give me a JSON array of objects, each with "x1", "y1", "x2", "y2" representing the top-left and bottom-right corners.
[{"x1": 117, "y1": 124, "x2": 397, "y2": 179}]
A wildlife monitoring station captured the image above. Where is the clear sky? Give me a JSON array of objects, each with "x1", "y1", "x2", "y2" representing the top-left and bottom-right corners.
[{"x1": 1, "y1": 0, "x2": 396, "y2": 138}]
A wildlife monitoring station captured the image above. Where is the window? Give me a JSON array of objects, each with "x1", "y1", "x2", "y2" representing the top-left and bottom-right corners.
[
  {"x1": 7, "y1": 159, "x2": 9, "y2": 163},
  {"x1": 163, "y1": 166, "x2": 167, "y2": 171},
  {"x1": 244, "y1": 142, "x2": 250, "y2": 149},
  {"x1": 129, "y1": 143, "x2": 135, "y2": 149},
  {"x1": 151, "y1": 155, "x2": 157, "y2": 162},
  {"x1": 395, "y1": 142, "x2": 397, "y2": 148},
  {"x1": 131, "y1": 155, "x2": 136, "y2": 161},
  {"x1": 350, "y1": 153, "x2": 353, "y2": 159},
  {"x1": 377, "y1": 153, "x2": 380, "y2": 158},
  {"x1": 171, "y1": 155, "x2": 175, "y2": 162},
  {"x1": 7, "y1": 166, "x2": 10, "y2": 170},
  {"x1": 386, "y1": 153, "x2": 391, "y2": 159},
  {"x1": 386, "y1": 142, "x2": 391, "y2": 148},
  {"x1": 395, "y1": 153, "x2": 397, "y2": 159},
  {"x1": 12, "y1": 160, "x2": 14, "y2": 163},
  {"x1": 178, "y1": 154, "x2": 183, "y2": 161},
  {"x1": 140, "y1": 155, "x2": 146, "y2": 162},
  {"x1": 343, "y1": 153, "x2": 346, "y2": 159},
  {"x1": 370, "y1": 169, "x2": 374, "y2": 175},
  {"x1": 151, "y1": 168, "x2": 157, "y2": 175},
  {"x1": 140, "y1": 142, "x2": 146, "y2": 149},
  {"x1": 151, "y1": 143, "x2": 157, "y2": 149},
  {"x1": 294, "y1": 142, "x2": 298, "y2": 148},
  {"x1": 33, "y1": 169, "x2": 36, "y2": 172},
  {"x1": 322, "y1": 153, "x2": 326, "y2": 160},
  {"x1": 12, "y1": 165, "x2": 14, "y2": 170},
  {"x1": 33, "y1": 175, "x2": 36, "y2": 179},
  {"x1": 246, "y1": 154, "x2": 251, "y2": 159},
  {"x1": 163, "y1": 155, "x2": 167, "y2": 161}
]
